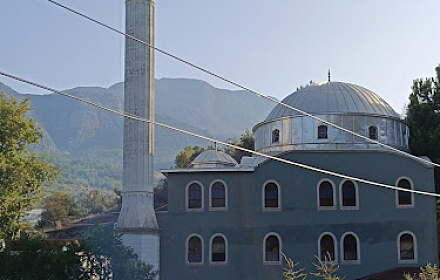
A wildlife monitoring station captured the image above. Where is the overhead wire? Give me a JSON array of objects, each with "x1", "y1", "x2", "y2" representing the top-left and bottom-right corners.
[
  {"x1": 45, "y1": 0, "x2": 440, "y2": 170},
  {"x1": 0, "y1": 70, "x2": 438, "y2": 199}
]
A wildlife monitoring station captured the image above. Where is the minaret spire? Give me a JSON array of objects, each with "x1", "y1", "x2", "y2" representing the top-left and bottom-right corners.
[{"x1": 116, "y1": 0, "x2": 159, "y2": 272}]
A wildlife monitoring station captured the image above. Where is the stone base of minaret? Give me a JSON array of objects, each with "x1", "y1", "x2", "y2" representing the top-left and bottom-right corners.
[
  {"x1": 121, "y1": 232, "x2": 160, "y2": 272},
  {"x1": 116, "y1": 193, "x2": 160, "y2": 274}
]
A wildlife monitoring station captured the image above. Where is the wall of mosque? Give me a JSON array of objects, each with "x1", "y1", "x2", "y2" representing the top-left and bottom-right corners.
[
  {"x1": 254, "y1": 115, "x2": 410, "y2": 153},
  {"x1": 158, "y1": 150, "x2": 437, "y2": 280}
]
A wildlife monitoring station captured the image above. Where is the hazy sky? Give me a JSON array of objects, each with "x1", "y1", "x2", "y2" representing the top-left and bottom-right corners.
[{"x1": 1, "y1": 0, "x2": 440, "y2": 114}]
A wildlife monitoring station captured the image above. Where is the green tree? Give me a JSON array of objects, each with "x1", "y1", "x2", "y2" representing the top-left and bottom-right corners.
[
  {"x1": 0, "y1": 94, "x2": 58, "y2": 240},
  {"x1": 0, "y1": 233, "x2": 112, "y2": 280},
  {"x1": 77, "y1": 188, "x2": 116, "y2": 216},
  {"x1": 85, "y1": 226, "x2": 158, "y2": 280},
  {"x1": 224, "y1": 129, "x2": 255, "y2": 162},
  {"x1": 405, "y1": 65, "x2": 440, "y2": 163},
  {"x1": 405, "y1": 263, "x2": 439, "y2": 280},
  {"x1": 175, "y1": 145, "x2": 205, "y2": 168},
  {"x1": 41, "y1": 191, "x2": 75, "y2": 229}
]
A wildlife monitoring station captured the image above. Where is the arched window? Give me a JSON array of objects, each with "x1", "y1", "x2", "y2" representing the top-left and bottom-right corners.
[
  {"x1": 319, "y1": 233, "x2": 336, "y2": 261},
  {"x1": 263, "y1": 181, "x2": 280, "y2": 210},
  {"x1": 318, "y1": 180, "x2": 335, "y2": 209},
  {"x1": 341, "y1": 180, "x2": 358, "y2": 209},
  {"x1": 187, "y1": 182, "x2": 203, "y2": 211},
  {"x1": 396, "y1": 178, "x2": 413, "y2": 207},
  {"x1": 398, "y1": 232, "x2": 417, "y2": 262},
  {"x1": 368, "y1": 126, "x2": 378, "y2": 140},
  {"x1": 210, "y1": 181, "x2": 226, "y2": 210},
  {"x1": 272, "y1": 129, "x2": 280, "y2": 143},
  {"x1": 341, "y1": 233, "x2": 360, "y2": 263},
  {"x1": 210, "y1": 234, "x2": 227, "y2": 264},
  {"x1": 264, "y1": 233, "x2": 282, "y2": 264},
  {"x1": 318, "y1": 125, "x2": 328, "y2": 139},
  {"x1": 187, "y1": 235, "x2": 203, "y2": 264}
]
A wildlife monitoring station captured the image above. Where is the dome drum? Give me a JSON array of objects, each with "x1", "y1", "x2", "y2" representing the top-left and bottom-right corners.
[
  {"x1": 253, "y1": 81, "x2": 409, "y2": 154},
  {"x1": 254, "y1": 114, "x2": 409, "y2": 153}
]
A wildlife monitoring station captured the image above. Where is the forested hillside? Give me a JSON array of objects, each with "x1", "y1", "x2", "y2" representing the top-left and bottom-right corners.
[{"x1": 0, "y1": 78, "x2": 274, "y2": 194}]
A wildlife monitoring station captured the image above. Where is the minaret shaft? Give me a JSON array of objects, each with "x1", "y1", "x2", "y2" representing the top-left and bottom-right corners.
[{"x1": 117, "y1": 0, "x2": 159, "y2": 271}]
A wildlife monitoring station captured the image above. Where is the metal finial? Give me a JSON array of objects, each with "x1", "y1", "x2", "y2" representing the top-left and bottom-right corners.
[{"x1": 328, "y1": 70, "x2": 331, "y2": 82}]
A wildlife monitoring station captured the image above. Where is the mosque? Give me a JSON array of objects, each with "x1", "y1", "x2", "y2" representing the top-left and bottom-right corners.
[
  {"x1": 116, "y1": 1, "x2": 438, "y2": 279},
  {"x1": 157, "y1": 81, "x2": 438, "y2": 280}
]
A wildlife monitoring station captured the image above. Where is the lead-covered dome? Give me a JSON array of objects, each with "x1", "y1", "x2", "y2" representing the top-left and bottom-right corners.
[
  {"x1": 265, "y1": 81, "x2": 399, "y2": 121},
  {"x1": 190, "y1": 150, "x2": 238, "y2": 169},
  {"x1": 253, "y1": 81, "x2": 409, "y2": 154}
]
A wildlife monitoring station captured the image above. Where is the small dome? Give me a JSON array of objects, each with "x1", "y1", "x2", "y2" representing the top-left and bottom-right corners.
[
  {"x1": 265, "y1": 81, "x2": 399, "y2": 121},
  {"x1": 190, "y1": 150, "x2": 238, "y2": 169}
]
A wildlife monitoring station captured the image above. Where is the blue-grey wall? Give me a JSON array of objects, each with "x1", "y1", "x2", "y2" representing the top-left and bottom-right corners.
[{"x1": 158, "y1": 150, "x2": 438, "y2": 280}]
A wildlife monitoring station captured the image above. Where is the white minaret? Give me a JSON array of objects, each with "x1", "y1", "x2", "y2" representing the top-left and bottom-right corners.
[{"x1": 116, "y1": 0, "x2": 159, "y2": 272}]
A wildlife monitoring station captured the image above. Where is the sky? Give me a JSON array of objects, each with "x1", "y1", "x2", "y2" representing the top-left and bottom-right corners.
[{"x1": 1, "y1": 0, "x2": 440, "y2": 115}]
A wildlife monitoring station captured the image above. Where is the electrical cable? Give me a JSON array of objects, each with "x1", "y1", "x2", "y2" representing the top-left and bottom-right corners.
[
  {"x1": 0, "y1": 70, "x2": 438, "y2": 199},
  {"x1": 45, "y1": 0, "x2": 440, "y2": 170}
]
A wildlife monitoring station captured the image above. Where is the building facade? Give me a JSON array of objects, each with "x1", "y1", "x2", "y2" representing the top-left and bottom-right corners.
[{"x1": 158, "y1": 81, "x2": 438, "y2": 280}]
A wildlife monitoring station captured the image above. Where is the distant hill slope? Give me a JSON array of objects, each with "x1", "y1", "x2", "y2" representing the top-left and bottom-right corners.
[{"x1": 0, "y1": 78, "x2": 275, "y2": 168}]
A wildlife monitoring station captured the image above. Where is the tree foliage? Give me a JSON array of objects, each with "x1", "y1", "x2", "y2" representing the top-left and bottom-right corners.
[
  {"x1": 224, "y1": 129, "x2": 255, "y2": 162},
  {"x1": 40, "y1": 189, "x2": 118, "y2": 229},
  {"x1": 0, "y1": 227, "x2": 158, "y2": 280},
  {"x1": 85, "y1": 227, "x2": 158, "y2": 280},
  {"x1": 405, "y1": 263, "x2": 439, "y2": 280},
  {"x1": 405, "y1": 65, "x2": 440, "y2": 163},
  {"x1": 282, "y1": 253, "x2": 342, "y2": 280},
  {"x1": 41, "y1": 191, "x2": 76, "y2": 229},
  {"x1": 0, "y1": 94, "x2": 58, "y2": 239},
  {"x1": 174, "y1": 146, "x2": 205, "y2": 168},
  {"x1": 0, "y1": 233, "x2": 111, "y2": 280}
]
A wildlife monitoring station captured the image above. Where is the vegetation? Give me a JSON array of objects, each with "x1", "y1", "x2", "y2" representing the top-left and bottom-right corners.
[
  {"x1": 224, "y1": 129, "x2": 255, "y2": 161},
  {"x1": 85, "y1": 227, "x2": 158, "y2": 280},
  {"x1": 41, "y1": 191, "x2": 76, "y2": 229},
  {"x1": 40, "y1": 189, "x2": 118, "y2": 229},
  {"x1": 175, "y1": 145, "x2": 205, "y2": 168},
  {"x1": 0, "y1": 234, "x2": 103, "y2": 280},
  {"x1": 310, "y1": 255, "x2": 342, "y2": 280},
  {"x1": 0, "y1": 94, "x2": 58, "y2": 240},
  {"x1": 405, "y1": 64, "x2": 440, "y2": 164},
  {"x1": 0, "y1": 229, "x2": 157, "y2": 280},
  {"x1": 405, "y1": 263, "x2": 439, "y2": 280},
  {"x1": 282, "y1": 253, "x2": 307, "y2": 280},
  {"x1": 282, "y1": 253, "x2": 342, "y2": 280},
  {"x1": 52, "y1": 156, "x2": 122, "y2": 192}
]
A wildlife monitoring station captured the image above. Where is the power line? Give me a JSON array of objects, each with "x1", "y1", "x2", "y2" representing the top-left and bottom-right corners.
[
  {"x1": 0, "y1": 70, "x2": 438, "y2": 199},
  {"x1": 45, "y1": 0, "x2": 440, "y2": 170}
]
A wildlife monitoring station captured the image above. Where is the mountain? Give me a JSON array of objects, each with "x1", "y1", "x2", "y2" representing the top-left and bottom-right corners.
[{"x1": 0, "y1": 78, "x2": 275, "y2": 169}]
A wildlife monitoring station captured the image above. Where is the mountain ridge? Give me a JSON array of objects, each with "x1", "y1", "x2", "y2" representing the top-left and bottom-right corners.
[{"x1": 0, "y1": 77, "x2": 275, "y2": 168}]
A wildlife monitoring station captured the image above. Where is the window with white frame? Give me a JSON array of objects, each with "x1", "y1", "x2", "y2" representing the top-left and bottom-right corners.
[
  {"x1": 318, "y1": 180, "x2": 335, "y2": 209},
  {"x1": 210, "y1": 234, "x2": 227, "y2": 264},
  {"x1": 264, "y1": 233, "x2": 282, "y2": 264},
  {"x1": 340, "y1": 180, "x2": 358, "y2": 209},
  {"x1": 319, "y1": 233, "x2": 337, "y2": 261},
  {"x1": 210, "y1": 181, "x2": 227, "y2": 210},
  {"x1": 263, "y1": 181, "x2": 281, "y2": 210},
  {"x1": 396, "y1": 177, "x2": 414, "y2": 207},
  {"x1": 398, "y1": 232, "x2": 417, "y2": 263},
  {"x1": 187, "y1": 235, "x2": 203, "y2": 264},
  {"x1": 341, "y1": 232, "x2": 360, "y2": 264},
  {"x1": 187, "y1": 182, "x2": 203, "y2": 211}
]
